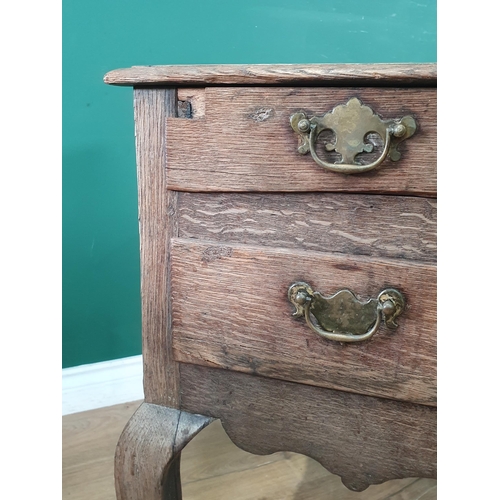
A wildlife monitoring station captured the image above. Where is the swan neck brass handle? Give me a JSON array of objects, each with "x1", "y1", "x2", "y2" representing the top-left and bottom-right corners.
[
  {"x1": 288, "y1": 282, "x2": 405, "y2": 343},
  {"x1": 290, "y1": 98, "x2": 416, "y2": 174}
]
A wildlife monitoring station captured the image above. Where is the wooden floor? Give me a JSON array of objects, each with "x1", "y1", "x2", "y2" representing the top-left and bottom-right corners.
[{"x1": 62, "y1": 401, "x2": 437, "y2": 500}]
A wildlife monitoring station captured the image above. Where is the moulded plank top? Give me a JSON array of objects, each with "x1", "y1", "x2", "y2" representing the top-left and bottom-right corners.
[{"x1": 103, "y1": 63, "x2": 437, "y2": 87}]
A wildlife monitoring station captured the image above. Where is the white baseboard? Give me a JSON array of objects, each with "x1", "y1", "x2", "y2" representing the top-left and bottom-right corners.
[{"x1": 62, "y1": 355, "x2": 143, "y2": 415}]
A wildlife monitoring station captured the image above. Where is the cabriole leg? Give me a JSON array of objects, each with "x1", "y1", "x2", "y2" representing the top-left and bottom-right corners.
[{"x1": 115, "y1": 402, "x2": 213, "y2": 500}]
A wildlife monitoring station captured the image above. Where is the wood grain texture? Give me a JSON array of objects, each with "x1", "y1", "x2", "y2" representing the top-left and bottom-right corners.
[
  {"x1": 166, "y1": 87, "x2": 436, "y2": 195},
  {"x1": 177, "y1": 88, "x2": 205, "y2": 118},
  {"x1": 182, "y1": 450, "x2": 426, "y2": 500},
  {"x1": 134, "y1": 88, "x2": 180, "y2": 407},
  {"x1": 115, "y1": 402, "x2": 213, "y2": 500},
  {"x1": 104, "y1": 63, "x2": 436, "y2": 87},
  {"x1": 171, "y1": 238, "x2": 436, "y2": 406},
  {"x1": 63, "y1": 401, "x2": 142, "y2": 500},
  {"x1": 179, "y1": 364, "x2": 437, "y2": 492},
  {"x1": 177, "y1": 192, "x2": 437, "y2": 263}
]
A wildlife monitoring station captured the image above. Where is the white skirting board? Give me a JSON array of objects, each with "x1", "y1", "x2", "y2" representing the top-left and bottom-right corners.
[{"x1": 62, "y1": 355, "x2": 144, "y2": 415}]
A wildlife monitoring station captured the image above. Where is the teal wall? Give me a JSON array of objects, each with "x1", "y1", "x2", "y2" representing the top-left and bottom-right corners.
[{"x1": 63, "y1": 0, "x2": 436, "y2": 368}]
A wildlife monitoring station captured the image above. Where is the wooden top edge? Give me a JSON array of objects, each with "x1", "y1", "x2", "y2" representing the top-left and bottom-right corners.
[{"x1": 103, "y1": 63, "x2": 437, "y2": 87}]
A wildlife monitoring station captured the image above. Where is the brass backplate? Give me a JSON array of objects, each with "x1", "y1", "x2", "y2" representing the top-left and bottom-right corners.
[{"x1": 290, "y1": 98, "x2": 416, "y2": 174}]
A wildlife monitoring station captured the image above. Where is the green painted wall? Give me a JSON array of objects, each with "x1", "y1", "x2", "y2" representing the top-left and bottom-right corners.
[{"x1": 63, "y1": 0, "x2": 436, "y2": 368}]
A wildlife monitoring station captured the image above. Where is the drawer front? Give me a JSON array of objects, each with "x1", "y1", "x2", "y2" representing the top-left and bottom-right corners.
[
  {"x1": 170, "y1": 219, "x2": 436, "y2": 406},
  {"x1": 167, "y1": 87, "x2": 436, "y2": 195}
]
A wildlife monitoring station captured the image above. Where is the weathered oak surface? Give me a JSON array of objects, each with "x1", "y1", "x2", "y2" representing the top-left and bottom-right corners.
[
  {"x1": 171, "y1": 238, "x2": 436, "y2": 406},
  {"x1": 104, "y1": 63, "x2": 436, "y2": 87},
  {"x1": 134, "y1": 88, "x2": 180, "y2": 407},
  {"x1": 166, "y1": 87, "x2": 436, "y2": 195},
  {"x1": 179, "y1": 364, "x2": 437, "y2": 492},
  {"x1": 177, "y1": 192, "x2": 437, "y2": 263},
  {"x1": 63, "y1": 401, "x2": 436, "y2": 500},
  {"x1": 106, "y1": 64, "x2": 438, "y2": 498},
  {"x1": 115, "y1": 403, "x2": 213, "y2": 500},
  {"x1": 177, "y1": 88, "x2": 206, "y2": 118}
]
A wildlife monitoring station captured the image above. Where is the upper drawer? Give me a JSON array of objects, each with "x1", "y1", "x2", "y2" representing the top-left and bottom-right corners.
[{"x1": 166, "y1": 87, "x2": 436, "y2": 196}]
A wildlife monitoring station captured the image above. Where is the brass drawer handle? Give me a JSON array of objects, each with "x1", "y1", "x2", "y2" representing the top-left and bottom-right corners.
[
  {"x1": 288, "y1": 282, "x2": 405, "y2": 343},
  {"x1": 290, "y1": 98, "x2": 416, "y2": 174}
]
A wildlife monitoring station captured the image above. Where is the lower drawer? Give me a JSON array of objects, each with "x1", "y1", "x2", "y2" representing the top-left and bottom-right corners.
[{"x1": 170, "y1": 237, "x2": 436, "y2": 406}]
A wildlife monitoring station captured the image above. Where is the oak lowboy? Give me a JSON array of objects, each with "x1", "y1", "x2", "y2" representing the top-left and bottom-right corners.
[{"x1": 104, "y1": 63, "x2": 437, "y2": 499}]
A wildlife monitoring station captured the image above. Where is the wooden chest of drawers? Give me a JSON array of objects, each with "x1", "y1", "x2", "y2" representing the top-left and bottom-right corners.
[{"x1": 105, "y1": 64, "x2": 437, "y2": 499}]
